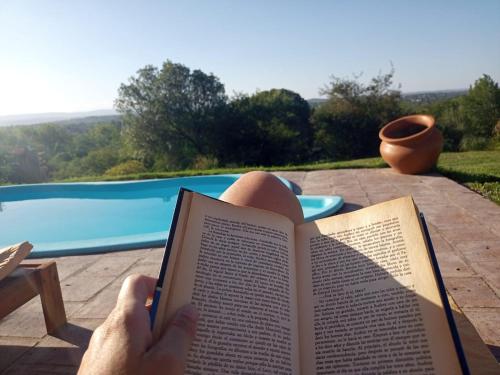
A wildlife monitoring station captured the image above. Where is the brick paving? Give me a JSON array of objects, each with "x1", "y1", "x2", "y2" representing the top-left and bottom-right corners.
[{"x1": 1, "y1": 169, "x2": 499, "y2": 374}]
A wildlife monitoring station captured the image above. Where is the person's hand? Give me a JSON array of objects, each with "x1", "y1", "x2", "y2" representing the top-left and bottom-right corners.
[{"x1": 78, "y1": 274, "x2": 198, "y2": 375}]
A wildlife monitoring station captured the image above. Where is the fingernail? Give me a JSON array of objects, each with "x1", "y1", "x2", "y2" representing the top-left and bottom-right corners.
[
  {"x1": 179, "y1": 303, "x2": 199, "y2": 321},
  {"x1": 173, "y1": 304, "x2": 199, "y2": 339}
]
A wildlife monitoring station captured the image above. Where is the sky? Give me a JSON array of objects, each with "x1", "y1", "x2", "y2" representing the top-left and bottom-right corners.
[{"x1": 0, "y1": 0, "x2": 499, "y2": 116}]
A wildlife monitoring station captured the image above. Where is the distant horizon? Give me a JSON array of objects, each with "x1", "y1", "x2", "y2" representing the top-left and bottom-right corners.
[{"x1": 0, "y1": 86, "x2": 471, "y2": 120}]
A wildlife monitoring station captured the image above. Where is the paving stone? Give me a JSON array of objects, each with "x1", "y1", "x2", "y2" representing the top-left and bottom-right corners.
[
  {"x1": 11, "y1": 318, "x2": 102, "y2": 370},
  {"x1": 138, "y1": 247, "x2": 165, "y2": 265},
  {"x1": 361, "y1": 184, "x2": 400, "y2": 194},
  {"x1": 357, "y1": 175, "x2": 391, "y2": 185},
  {"x1": 272, "y1": 171, "x2": 306, "y2": 186},
  {"x1": 412, "y1": 196, "x2": 452, "y2": 209},
  {"x1": 428, "y1": 238, "x2": 481, "y2": 281},
  {"x1": 426, "y1": 212, "x2": 479, "y2": 230},
  {"x1": 78, "y1": 255, "x2": 138, "y2": 277},
  {"x1": 71, "y1": 286, "x2": 120, "y2": 320},
  {"x1": 418, "y1": 204, "x2": 466, "y2": 217},
  {"x1": 488, "y1": 221, "x2": 500, "y2": 237},
  {"x1": 436, "y1": 253, "x2": 475, "y2": 277},
  {"x1": 72, "y1": 262, "x2": 161, "y2": 320},
  {"x1": 1, "y1": 363, "x2": 78, "y2": 375},
  {"x1": 403, "y1": 190, "x2": 443, "y2": 199},
  {"x1": 470, "y1": 214, "x2": 500, "y2": 234},
  {"x1": 420, "y1": 174, "x2": 455, "y2": 186},
  {"x1": 338, "y1": 193, "x2": 369, "y2": 202},
  {"x1": 470, "y1": 261, "x2": 500, "y2": 297},
  {"x1": 49, "y1": 254, "x2": 101, "y2": 281},
  {"x1": 61, "y1": 275, "x2": 115, "y2": 302},
  {"x1": 453, "y1": 193, "x2": 498, "y2": 212},
  {"x1": 337, "y1": 195, "x2": 371, "y2": 211},
  {"x1": 326, "y1": 186, "x2": 366, "y2": 197},
  {"x1": 425, "y1": 222, "x2": 442, "y2": 238},
  {"x1": 329, "y1": 174, "x2": 363, "y2": 187},
  {"x1": 428, "y1": 232, "x2": 454, "y2": 252},
  {"x1": 367, "y1": 192, "x2": 405, "y2": 205},
  {"x1": 128, "y1": 259, "x2": 162, "y2": 277},
  {"x1": 453, "y1": 240, "x2": 500, "y2": 262},
  {"x1": 444, "y1": 277, "x2": 500, "y2": 308},
  {"x1": 0, "y1": 337, "x2": 39, "y2": 373},
  {"x1": 301, "y1": 179, "x2": 331, "y2": 188},
  {"x1": 427, "y1": 229, "x2": 474, "y2": 279},
  {"x1": 305, "y1": 170, "x2": 340, "y2": 179},
  {"x1": 301, "y1": 186, "x2": 335, "y2": 195},
  {"x1": 0, "y1": 298, "x2": 83, "y2": 339},
  {"x1": 380, "y1": 170, "x2": 424, "y2": 183},
  {"x1": 470, "y1": 210, "x2": 500, "y2": 221},
  {"x1": 462, "y1": 308, "x2": 500, "y2": 359},
  {"x1": 101, "y1": 247, "x2": 152, "y2": 258},
  {"x1": 300, "y1": 177, "x2": 332, "y2": 187},
  {"x1": 20, "y1": 255, "x2": 99, "y2": 283},
  {"x1": 393, "y1": 183, "x2": 433, "y2": 195},
  {"x1": 0, "y1": 300, "x2": 49, "y2": 338},
  {"x1": 439, "y1": 226, "x2": 498, "y2": 243}
]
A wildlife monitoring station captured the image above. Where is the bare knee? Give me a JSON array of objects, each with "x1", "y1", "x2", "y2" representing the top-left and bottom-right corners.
[
  {"x1": 238, "y1": 171, "x2": 284, "y2": 190},
  {"x1": 220, "y1": 171, "x2": 304, "y2": 224}
]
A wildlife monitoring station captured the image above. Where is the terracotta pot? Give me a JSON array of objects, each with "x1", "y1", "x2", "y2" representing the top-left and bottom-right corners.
[{"x1": 379, "y1": 114, "x2": 443, "y2": 174}]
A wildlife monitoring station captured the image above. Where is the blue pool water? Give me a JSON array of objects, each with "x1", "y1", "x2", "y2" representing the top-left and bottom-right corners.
[{"x1": 0, "y1": 175, "x2": 343, "y2": 257}]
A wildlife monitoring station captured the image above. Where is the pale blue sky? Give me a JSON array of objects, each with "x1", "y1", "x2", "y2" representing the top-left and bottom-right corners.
[{"x1": 0, "y1": 0, "x2": 499, "y2": 116}]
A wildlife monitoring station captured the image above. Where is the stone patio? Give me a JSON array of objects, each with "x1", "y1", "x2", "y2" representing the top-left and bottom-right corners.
[{"x1": 1, "y1": 169, "x2": 499, "y2": 374}]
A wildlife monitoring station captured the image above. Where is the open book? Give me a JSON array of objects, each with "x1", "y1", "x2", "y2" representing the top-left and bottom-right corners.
[{"x1": 151, "y1": 189, "x2": 469, "y2": 374}]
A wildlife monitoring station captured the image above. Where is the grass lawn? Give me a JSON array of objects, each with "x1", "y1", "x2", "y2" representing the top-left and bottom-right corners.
[
  {"x1": 436, "y1": 151, "x2": 500, "y2": 204},
  {"x1": 62, "y1": 150, "x2": 500, "y2": 204}
]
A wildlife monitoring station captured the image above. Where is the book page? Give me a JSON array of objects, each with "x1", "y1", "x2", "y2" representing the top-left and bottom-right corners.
[
  {"x1": 162, "y1": 193, "x2": 300, "y2": 374},
  {"x1": 296, "y1": 196, "x2": 462, "y2": 375}
]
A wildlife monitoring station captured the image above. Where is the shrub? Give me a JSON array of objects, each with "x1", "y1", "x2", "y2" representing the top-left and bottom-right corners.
[
  {"x1": 191, "y1": 156, "x2": 219, "y2": 170},
  {"x1": 459, "y1": 136, "x2": 491, "y2": 151},
  {"x1": 312, "y1": 70, "x2": 402, "y2": 160},
  {"x1": 105, "y1": 160, "x2": 146, "y2": 176}
]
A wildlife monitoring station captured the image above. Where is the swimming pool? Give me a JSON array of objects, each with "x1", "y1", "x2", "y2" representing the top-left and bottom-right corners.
[{"x1": 0, "y1": 175, "x2": 343, "y2": 257}]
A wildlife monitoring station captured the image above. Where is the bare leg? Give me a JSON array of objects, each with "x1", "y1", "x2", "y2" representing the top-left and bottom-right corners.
[{"x1": 220, "y1": 171, "x2": 304, "y2": 224}]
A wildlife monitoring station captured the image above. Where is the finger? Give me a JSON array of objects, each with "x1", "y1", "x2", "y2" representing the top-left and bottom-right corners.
[
  {"x1": 117, "y1": 274, "x2": 157, "y2": 310},
  {"x1": 145, "y1": 296, "x2": 153, "y2": 311},
  {"x1": 146, "y1": 304, "x2": 199, "y2": 374}
]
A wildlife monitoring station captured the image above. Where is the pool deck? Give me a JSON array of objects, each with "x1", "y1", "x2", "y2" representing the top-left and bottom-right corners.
[{"x1": 1, "y1": 169, "x2": 499, "y2": 374}]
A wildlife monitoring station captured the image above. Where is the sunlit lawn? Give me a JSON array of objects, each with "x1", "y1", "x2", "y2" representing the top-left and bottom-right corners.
[{"x1": 436, "y1": 151, "x2": 500, "y2": 204}]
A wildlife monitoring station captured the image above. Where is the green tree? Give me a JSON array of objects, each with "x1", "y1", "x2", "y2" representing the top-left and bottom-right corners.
[
  {"x1": 312, "y1": 70, "x2": 402, "y2": 160},
  {"x1": 0, "y1": 144, "x2": 13, "y2": 182},
  {"x1": 80, "y1": 148, "x2": 120, "y2": 175},
  {"x1": 217, "y1": 89, "x2": 312, "y2": 166},
  {"x1": 435, "y1": 98, "x2": 466, "y2": 151},
  {"x1": 115, "y1": 61, "x2": 227, "y2": 169},
  {"x1": 32, "y1": 124, "x2": 72, "y2": 157},
  {"x1": 460, "y1": 74, "x2": 500, "y2": 149},
  {"x1": 8, "y1": 146, "x2": 46, "y2": 183}
]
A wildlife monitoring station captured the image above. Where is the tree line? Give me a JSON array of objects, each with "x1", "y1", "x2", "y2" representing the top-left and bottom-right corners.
[{"x1": 0, "y1": 60, "x2": 499, "y2": 184}]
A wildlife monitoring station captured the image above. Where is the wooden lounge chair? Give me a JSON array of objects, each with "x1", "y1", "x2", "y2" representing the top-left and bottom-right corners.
[{"x1": 0, "y1": 243, "x2": 67, "y2": 334}]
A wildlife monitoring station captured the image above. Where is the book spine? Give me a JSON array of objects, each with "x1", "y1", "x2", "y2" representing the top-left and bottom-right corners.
[
  {"x1": 149, "y1": 188, "x2": 190, "y2": 328},
  {"x1": 420, "y1": 213, "x2": 470, "y2": 375}
]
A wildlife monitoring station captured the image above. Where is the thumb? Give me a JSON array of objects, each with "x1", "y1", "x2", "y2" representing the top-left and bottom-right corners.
[{"x1": 146, "y1": 304, "x2": 199, "y2": 374}]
